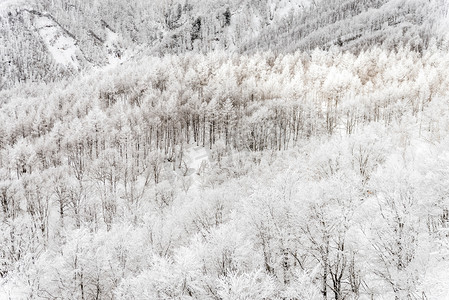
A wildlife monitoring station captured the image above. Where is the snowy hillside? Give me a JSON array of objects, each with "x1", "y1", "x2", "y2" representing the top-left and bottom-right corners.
[
  {"x1": 1, "y1": 0, "x2": 448, "y2": 89},
  {"x1": 1, "y1": 0, "x2": 449, "y2": 299}
]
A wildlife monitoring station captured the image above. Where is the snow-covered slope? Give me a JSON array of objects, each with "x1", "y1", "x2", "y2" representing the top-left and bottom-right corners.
[
  {"x1": 34, "y1": 15, "x2": 80, "y2": 69},
  {"x1": 0, "y1": 0, "x2": 26, "y2": 12},
  {"x1": 1, "y1": 0, "x2": 447, "y2": 89},
  {"x1": 184, "y1": 144, "x2": 211, "y2": 191}
]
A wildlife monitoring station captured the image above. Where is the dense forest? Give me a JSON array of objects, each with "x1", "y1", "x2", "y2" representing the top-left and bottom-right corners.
[
  {"x1": 1, "y1": 47, "x2": 449, "y2": 299},
  {"x1": 1, "y1": 0, "x2": 449, "y2": 299}
]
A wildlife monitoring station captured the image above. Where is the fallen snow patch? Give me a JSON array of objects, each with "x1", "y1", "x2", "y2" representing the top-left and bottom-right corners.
[
  {"x1": 104, "y1": 28, "x2": 121, "y2": 66},
  {"x1": 34, "y1": 15, "x2": 80, "y2": 69},
  {"x1": 0, "y1": 0, "x2": 27, "y2": 13},
  {"x1": 184, "y1": 143, "x2": 211, "y2": 192}
]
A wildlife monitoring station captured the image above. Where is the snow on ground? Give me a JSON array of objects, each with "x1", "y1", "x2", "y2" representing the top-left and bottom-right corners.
[
  {"x1": 269, "y1": 0, "x2": 312, "y2": 21},
  {"x1": 104, "y1": 28, "x2": 121, "y2": 66},
  {"x1": 0, "y1": 277, "x2": 29, "y2": 300},
  {"x1": 34, "y1": 15, "x2": 80, "y2": 69},
  {"x1": 183, "y1": 143, "x2": 211, "y2": 192},
  {"x1": 0, "y1": 0, "x2": 26, "y2": 13}
]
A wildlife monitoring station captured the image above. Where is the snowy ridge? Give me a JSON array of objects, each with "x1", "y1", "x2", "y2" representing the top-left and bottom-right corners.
[{"x1": 1, "y1": 0, "x2": 446, "y2": 89}]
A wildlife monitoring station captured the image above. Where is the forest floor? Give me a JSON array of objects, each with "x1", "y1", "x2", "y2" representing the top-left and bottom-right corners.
[{"x1": 184, "y1": 143, "x2": 211, "y2": 192}]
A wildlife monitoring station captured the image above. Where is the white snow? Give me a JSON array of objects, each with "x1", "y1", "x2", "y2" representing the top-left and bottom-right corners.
[
  {"x1": 268, "y1": 0, "x2": 316, "y2": 23},
  {"x1": 0, "y1": 0, "x2": 26, "y2": 13},
  {"x1": 436, "y1": 1, "x2": 449, "y2": 39},
  {"x1": 184, "y1": 143, "x2": 210, "y2": 192},
  {"x1": 34, "y1": 15, "x2": 80, "y2": 69},
  {"x1": 104, "y1": 28, "x2": 121, "y2": 66},
  {"x1": 0, "y1": 277, "x2": 30, "y2": 300}
]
